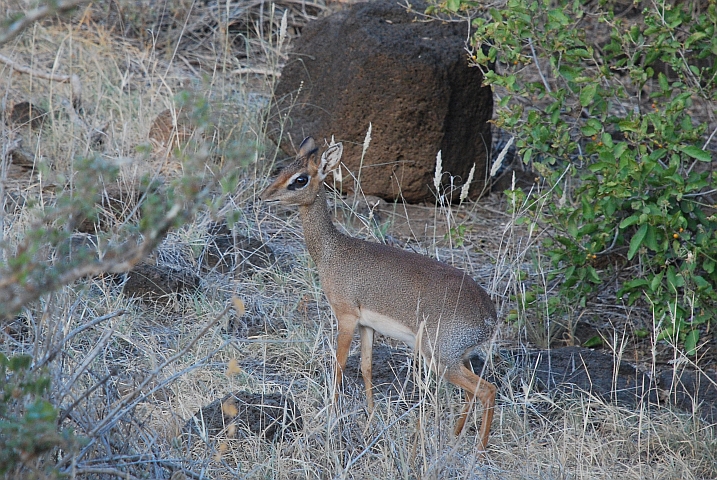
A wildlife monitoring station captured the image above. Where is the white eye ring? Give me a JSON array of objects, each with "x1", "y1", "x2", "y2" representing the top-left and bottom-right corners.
[{"x1": 288, "y1": 173, "x2": 310, "y2": 190}]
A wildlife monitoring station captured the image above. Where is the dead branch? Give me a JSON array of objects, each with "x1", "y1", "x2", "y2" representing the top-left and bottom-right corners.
[
  {"x1": 0, "y1": 0, "x2": 86, "y2": 46},
  {"x1": 87, "y1": 307, "x2": 229, "y2": 437},
  {"x1": 0, "y1": 52, "x2": 82, "y2": 110},
  {"x1": 0, "y1": 202, "x2": 184, "y2": 318},
  {"x1": 67, "y1": 467, "x2": 140, "y2": 480}
]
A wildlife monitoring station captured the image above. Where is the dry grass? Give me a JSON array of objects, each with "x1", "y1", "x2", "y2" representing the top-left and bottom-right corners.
[{"x1": 1, "y1": 1, "x2": 715, "y2": 479}]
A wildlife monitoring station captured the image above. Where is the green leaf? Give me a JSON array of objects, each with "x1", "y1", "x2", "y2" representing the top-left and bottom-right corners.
[
  {"x1": 658, "y1": 72, "x2": 670, "y2": 92},
  {"x1": 619, "y1": 215, "x2": 640, "y2": 229},
  {"x1": 623, "y1": 278, "x2": 649, "y2": 290},
  {"x1": 8, "y1": 355, "x2": 32, "y2": 371},
  {"x1": 26, "y1": 400, "x2": 57, "y2": 422},
  {"x1": 558, "y1": 64, "x2": 583, "y2": 81},
  {"x1": 684, "y1": 329, "x2": 699, "y2": 356},
  {"x1": 681, "y1": 146, "x2": 712, "y2": 162},
  {"x1": 583, "y1": 335, "x2": 604, "y2": 348},
  {"x1": 656, "y1": 327, "x2": 674, "y2": 342},
  {"x1": 650, "y1": 271, "x2": 664, "y2": 292},
  {"x1": 567, "y1": 211, "x2": 579, "y2": 238},
  {"x1": 666, "y1": 266, "x2": 685, "y2": 290},
  {"x1": 522, "y1": 148, "x2": 533, "y2": 164},
  {"x1": 446, "y1": 0, "x2": 461, "y2": 12},
  {"x1": 564, "y1": 265, "x2": 576, "y2": 281},
  {"x1": 581, "y1": 119, "x2": 602, "y2": 137},
  {"x1": 644, "y1": 225, "x2": 658, "y2": 251},
  {"x1": 587, "y1": 266, "x2": 601, "y2": 283},
  {"x1": 580, "y1": 83, "x2": 597, "y2": 107},
  {"x1": 627, "y1": 223, "x2": 648, "y2": 260},
  {"x1": 548, "y1": 9, "x2": 570, "y2": 25},
  {"x1": 613, "y1": 142, "x2": 628, "y2": 160},
  {"x1": 634, "y1": 328, "x2": 649, "y2": 338},
  {"x1": 693, "y1": 275, "x2": 711, "y2": 290}
]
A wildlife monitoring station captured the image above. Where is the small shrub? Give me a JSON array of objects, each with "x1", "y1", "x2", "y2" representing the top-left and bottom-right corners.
[
  {"x1": 438, "y1": 0, "x2": 717, "y2": 352},
  {"x1": 0, "y1": 353, "x2": 81, "y2": 477}
]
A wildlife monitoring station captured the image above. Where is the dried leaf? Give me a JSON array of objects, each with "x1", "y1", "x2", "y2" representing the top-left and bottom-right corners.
[
  {"x1": 232, "y1": 297, "x2": 245, "y2": 316},
  {"x1": 222, "y1": 399, "x2": 238, "y2": 417},
  {"x1": 226, "y1": 358, "x2": 242, "y2": 376}
]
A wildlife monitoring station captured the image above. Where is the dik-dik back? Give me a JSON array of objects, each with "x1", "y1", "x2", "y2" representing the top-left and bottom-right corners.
[
  {"x1": 262, "y1": 137, "x2": 498, "y2": 451},
  {"x1": 318, "y1": 235, "x2": 497, "y2": 365}
]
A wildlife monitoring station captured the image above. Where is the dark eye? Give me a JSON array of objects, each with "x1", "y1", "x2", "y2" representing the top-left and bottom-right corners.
[{"x1": 289, "y1": 175, "x2": 309, "y2": 190}]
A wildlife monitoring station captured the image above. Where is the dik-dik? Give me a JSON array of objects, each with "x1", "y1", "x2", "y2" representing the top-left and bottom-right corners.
[{"x1": 261, "y1": 137, "x2": 497, "y2": 450}]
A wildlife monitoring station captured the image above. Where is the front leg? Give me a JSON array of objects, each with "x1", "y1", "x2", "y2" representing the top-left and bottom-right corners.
[
  {"x1": 359, "y1": 325, "x2": 375, "y2": 411},
  {"x1": 333, "y1": 312, "x2": 359, "y2": 405}
]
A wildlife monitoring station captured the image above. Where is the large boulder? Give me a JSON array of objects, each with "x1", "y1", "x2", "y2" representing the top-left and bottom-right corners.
[{"x1": 271, "y1": 1, "x2": 493, "y2": 203}]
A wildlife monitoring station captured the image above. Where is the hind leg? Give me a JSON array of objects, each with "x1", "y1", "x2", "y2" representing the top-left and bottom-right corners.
[{"x1": 445, "y1": 363, "x2": 496, "y2": 451}]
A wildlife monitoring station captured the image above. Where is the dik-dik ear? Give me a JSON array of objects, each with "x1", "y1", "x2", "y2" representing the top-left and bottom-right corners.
[
  {"x1": 297, "y1": 137, "x2": 318, "y2": 160},
  {"x1": 317, "y1": 142, "x2": 343, "y2": 179}
]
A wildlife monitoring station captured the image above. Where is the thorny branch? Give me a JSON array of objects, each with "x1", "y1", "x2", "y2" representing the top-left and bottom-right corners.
[
  {"x1": 0, "y1": 203, "x2": 185, "y2": 318},
  {"x1": 0, "y1": 53, "x2": 82, "y2": 109},
  {"x1": 0, "y1": 0, "x2": 86, "y2": 46},
  {"x1": 56, "y1": 307, "x2": 231, "y2": 470}
]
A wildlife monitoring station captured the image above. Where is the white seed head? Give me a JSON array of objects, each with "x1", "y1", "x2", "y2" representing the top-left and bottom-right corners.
[
  {"x1": 490, "y1": 136, "x2": 514, "y2": 177},
  {"x1": 362, "y1": 123, "x2": 372, "y2": 157},
  {"x1": 460, "y1": 163, "x2": 476, "y2": 203},
  {"x1": 433, "y1": 150, "x2": 443, "y2": 192}
]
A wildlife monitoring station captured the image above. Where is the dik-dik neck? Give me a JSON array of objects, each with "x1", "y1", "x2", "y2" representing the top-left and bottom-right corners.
[{"x1": 298, "y1": 187, "x2": 343, "y2": 266}]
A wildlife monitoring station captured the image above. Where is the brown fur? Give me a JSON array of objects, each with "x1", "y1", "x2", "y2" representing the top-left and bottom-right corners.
[{"x1": 261, "y1": 137, "x2": 498, "y2": 451}]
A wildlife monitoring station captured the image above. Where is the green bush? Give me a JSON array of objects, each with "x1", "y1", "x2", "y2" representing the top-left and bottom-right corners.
[
  {"x1": 0, "y1": 354, "x2": 80, "y2": 477},
  {"x1": 438, "y1": 0, "x2": 717, "y2": 352}
]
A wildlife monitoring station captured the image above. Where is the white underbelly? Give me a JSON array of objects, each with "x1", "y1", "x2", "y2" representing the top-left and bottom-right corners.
[{"x1": 358, "y1": 309, "x2": 417, "y2": 347}]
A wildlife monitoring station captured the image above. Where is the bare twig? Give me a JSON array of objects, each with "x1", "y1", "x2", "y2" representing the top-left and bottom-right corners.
[
  {"x1": 87, "y1": 306, "x2": 229, "y2": 438},
  {"x1": 58, "y1": 372, "x2": 113, "y2": 424},
  {"x1": 57, "y1": 326, "x2": 115, "y2": 401},
  {"x1": 528, "y1": 37, "x2": 551, "y2": 93},
  {"x1": 64, "y1": 332, "x2": 231, "y2": 470},
  {"x1": 63, "y1": 309, "x2": 128, "y2": 350},
  {"x1": 67, "y1": 467, "x2": 140, "y2": 480},
  {"x1": 0, "y1": 0, "x2": 86, "y2": 46},
  {"x1": 34, "y1": 309, "x2": 128, "y2": 370},
  {"x1": 231, "y1": 66, "x2": 282, "y2": 76},
  {"x1": 0, "y1": 52, "x2": 82, "y2": 109},
  {"x1": 703, "y1": 123, "x2": 717, "y2": 151},
  {"x1": 337, "y1": 400, "x2": 424, "y2": 477},
  {"x1": 0, "y1": 203, "x2": 183, "y2": 318},
  {"x1": 63, "y1": 457, "x2": 204, "y2": 480}
]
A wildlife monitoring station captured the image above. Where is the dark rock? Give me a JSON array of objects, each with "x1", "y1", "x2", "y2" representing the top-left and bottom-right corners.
[
  {"x1": 121, "y1": 263, "x2": 199, "y2": 301},
  {"x1": 7, "y1": 101, "x2": 48, "y2": 129},
  {"x1": 182, "y1": 391, "x2": 303, "y2": 443},
  {"x1": 271, "y1": 1, "x2": 493, "y2": 203},
  {"x1": 343, "y1": 344, "x2": 417, "y2": 403},
  {"x1": 512, "y1": 346, "x2": 658, "y2": 407},
  {"x1": 473, "y1": 346, "x2": 717, "y2": 423},
  {"x1": 658, "y1": 368, "x2": 717, "y2": 424},
  {"x1": 149, "y1": 108, "x2": 194, "y2": 150},
  {"x1": 202, "y1": 222, "x2": 276, "y2": 274},
  {"x1": 75, "y1": 182, "x2": 145, "y2": 233}
]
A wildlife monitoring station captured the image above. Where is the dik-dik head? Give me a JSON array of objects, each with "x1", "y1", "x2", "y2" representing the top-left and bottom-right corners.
[{"x1": 261, "y1": 137, "x2": 343, "y2": 206}]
